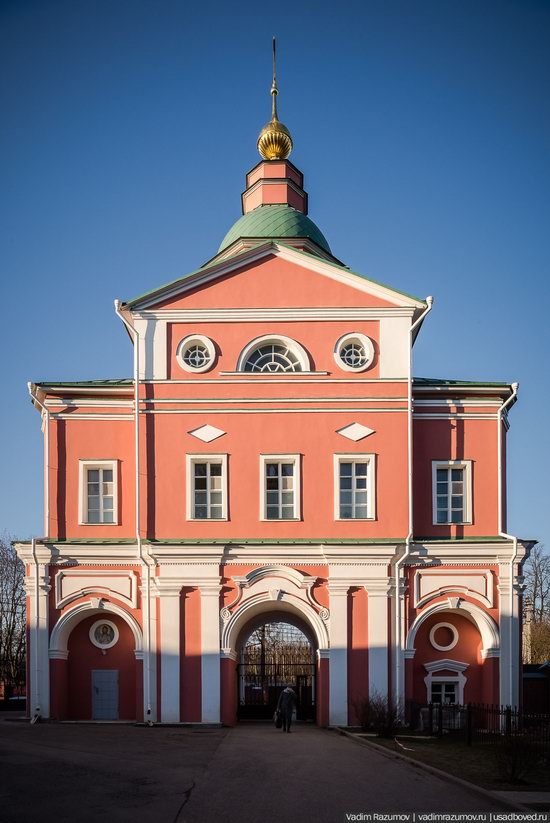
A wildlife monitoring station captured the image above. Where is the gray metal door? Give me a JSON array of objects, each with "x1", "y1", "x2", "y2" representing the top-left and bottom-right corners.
[{"x1": 92, "y1": 670, "x2": 118, "y2": 720}]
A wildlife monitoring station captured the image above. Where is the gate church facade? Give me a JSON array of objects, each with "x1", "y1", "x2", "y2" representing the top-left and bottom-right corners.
[{"x1": 17, "y1": 56, "x2": 534, "y2": 725}]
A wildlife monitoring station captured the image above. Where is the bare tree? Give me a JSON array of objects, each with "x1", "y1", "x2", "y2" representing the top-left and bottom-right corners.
[
  {"x1": 523, "y1": 544, "x2": 550, "y2": 664},
  {"x1": 524, "y1": 544, "x2": 550, "y2": 621},
  {"x1": 244, "y1": 622, "x2": 313, "y2": 678},
  {"x1": 0, "y1": 536, "x2": 26, "y2": 696}
]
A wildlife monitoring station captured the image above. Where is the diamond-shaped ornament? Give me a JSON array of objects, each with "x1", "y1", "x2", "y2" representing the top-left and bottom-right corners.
[
  {"x1": 188, "y1": 424, "x2": 226, "y2": 443},
  {"x1": 336, "y1": 422, "x2": 375, "y2": 442}
]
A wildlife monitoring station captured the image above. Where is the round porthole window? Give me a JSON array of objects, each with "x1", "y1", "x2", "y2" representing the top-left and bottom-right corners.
[
  {"x1": 429, "y1": 622, "x2": 459, "y2": 652},
  {"x1": 89, "y1": 620, "x2": 119, "y2": 650},
  {"x1": 334, "y1": 333, "x2": 375, "y2": 372},
  {"x1": 176, "y1": 335, "x2": 216, "y2": 373}
]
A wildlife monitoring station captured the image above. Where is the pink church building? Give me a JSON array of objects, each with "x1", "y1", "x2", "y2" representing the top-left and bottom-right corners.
[{"x1": 16, "y1": 59, "x2": 534, "y2": 726}]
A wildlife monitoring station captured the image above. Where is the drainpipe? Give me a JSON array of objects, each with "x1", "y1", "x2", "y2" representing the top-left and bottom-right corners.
[
  {"x1": 27, "y1": 383, "x2": 50, "y2": 538},
  {"x1": 497, "y1": 382, "x2": 519, "y2": 707},
  {"x1": 27, "y1": 382, "x2": 50, "y2": 722},
  {"x1": 394, "y1": 296, "x2": 433, "y2": 713},
  {"x1": 114, "y1": 300, "x2": 154, "y2": 724}
]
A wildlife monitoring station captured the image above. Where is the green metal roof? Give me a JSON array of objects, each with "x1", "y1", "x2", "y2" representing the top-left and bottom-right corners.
[
  {"x1": 413, "y1": 377, "x2": 512, "y2": 389},
  {"x1": 218, "y1": 204, "x2": 332, "y2": 254},
  {"x1": 35, "y1": 379, "x2": 133, "y2": 388},
  {"x1": 23, "y1": 536, "x2": 528, "y2": 546},
  {"x1": 35, "y1": 376, "x2": 511, "y2": 392}
]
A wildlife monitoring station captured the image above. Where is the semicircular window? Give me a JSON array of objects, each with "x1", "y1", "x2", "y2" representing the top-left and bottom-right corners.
[{"x1": 244, "y1": 343, "x2": 303, "y2": 373}]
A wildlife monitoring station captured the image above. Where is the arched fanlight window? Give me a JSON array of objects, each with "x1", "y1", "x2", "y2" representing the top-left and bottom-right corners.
[{"x1": 237, "y1": 335, "x2": 310, "y2": 374}]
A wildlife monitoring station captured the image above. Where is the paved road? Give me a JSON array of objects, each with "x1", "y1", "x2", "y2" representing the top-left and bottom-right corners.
[
  {"x1": 0, "y1": 720, "x2": 511, "y2": 822},
  {"x1": 182, "y1": 724, "x2": 505, "y2": 822}
]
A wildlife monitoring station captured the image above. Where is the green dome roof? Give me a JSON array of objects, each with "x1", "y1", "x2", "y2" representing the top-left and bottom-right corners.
[{"x1": 218, "y1": 204, "x2": 331, "y2": 255}]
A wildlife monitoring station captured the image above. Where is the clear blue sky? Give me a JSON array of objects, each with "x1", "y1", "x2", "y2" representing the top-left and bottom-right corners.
[{"x1": 1, "y1": 0, "x2": 548, "y2": 545}]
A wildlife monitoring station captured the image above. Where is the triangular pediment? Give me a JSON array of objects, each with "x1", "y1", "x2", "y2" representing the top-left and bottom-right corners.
[{"x1": 124, "y1": 242, "x2": 426, "y2": 313}]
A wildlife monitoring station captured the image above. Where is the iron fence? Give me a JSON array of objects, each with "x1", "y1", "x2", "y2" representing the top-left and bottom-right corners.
[{"x1": 412, "y1": 702, "x2": 550, "y2": 755}]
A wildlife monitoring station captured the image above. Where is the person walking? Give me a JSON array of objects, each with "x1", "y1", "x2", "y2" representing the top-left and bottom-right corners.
[{"x1": 276, "y1": 685, "x2": 296, "y2": 733}]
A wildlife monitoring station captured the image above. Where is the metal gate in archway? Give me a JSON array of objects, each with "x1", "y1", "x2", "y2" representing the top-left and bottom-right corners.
[{"x1": 237, "y1": 622, "x2": 316, "y2": 721}]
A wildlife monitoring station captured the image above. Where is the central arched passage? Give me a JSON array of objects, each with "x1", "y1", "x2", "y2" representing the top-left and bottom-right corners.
[{"x1": 236, "y1": 611, "x2": 317, "y2": 722}]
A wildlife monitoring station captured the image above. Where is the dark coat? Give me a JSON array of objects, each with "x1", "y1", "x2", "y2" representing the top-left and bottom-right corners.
[{"x1": 277, "y1": 688, "x2": 296, "y2": 717}]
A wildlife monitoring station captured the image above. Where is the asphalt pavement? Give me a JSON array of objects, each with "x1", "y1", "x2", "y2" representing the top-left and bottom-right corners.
[{"x1": 0, "y1": 719, "x2": 516, "y2": 823}]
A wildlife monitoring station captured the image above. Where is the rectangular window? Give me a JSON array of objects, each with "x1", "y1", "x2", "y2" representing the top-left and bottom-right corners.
[
  {"x1": 432, "y1": 461, "x2": 472, "y2": 525},
  {"x1": 79, "y1": 460, "x2": 118, "y2": 525},
  {"x1": 334, "y1": 454, "x2": 375, "y2": 520},
  {"x1": 186, "y1": 455, "x2": 228, "y2": 520},
  {"x1": 431, "y1": 681, "x2": 458, "y2": 704},
  {"x1": 260, "y1": 455, "x2": 300, "y2": 520}
]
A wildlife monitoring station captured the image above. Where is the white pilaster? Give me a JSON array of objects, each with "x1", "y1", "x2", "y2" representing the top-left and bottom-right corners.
[
  {"x1": 146, "y1": 583, "x2": 158, "y2": 723},
  {"x1": 26, "y1": 564, "x2": 50, "y2": 717},
  {"x1": 135, "y1": 317, "x2": 168, "y2": 380},
  {"x1": 157, "y1": 583, "x2": 181, "y2": 723},
  {"x1": 328, "y1": 583, "x2": 349, "y2": 726},
  {"x1": 379, "y1": 316, "x2": 410, "y2": 378},
  {"x1": 498, "y1": 567, "x2": 512, "y2": 707},
  {"x1": 498, "y1": 558, "x2": 524, "y2": 708},
  {"x1": 365, "y1": 581, "x2": 391, "y2": 700},
  {"x1": 199, "y1": 585, "x2": 221, "y2": 723}
]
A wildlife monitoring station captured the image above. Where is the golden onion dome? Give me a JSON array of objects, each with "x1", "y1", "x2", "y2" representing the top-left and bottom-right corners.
[
  {"x1": 258, "y1": 118, "x2": 292, "y2": 161},
  {"x1": 257, "y1": 38, "x2": 293, "y2": 161}
]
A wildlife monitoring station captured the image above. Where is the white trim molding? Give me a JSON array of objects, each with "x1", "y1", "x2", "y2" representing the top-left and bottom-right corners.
[
  {"x1": 406, "y1": 597, "x2": 499, "y2": 659},
  {"x1": 220, "y1": 584, "x2": 330, "y2": 654},
  {"x1": 49, "y1": 599, "x2": 143, "y2": 659},
  {"x1": 135, "y1": 307, "x2": 416, "y2": 322},
  {"x1": 413, "y1": 569, "x2": 493, "y2": 609},
  {"x1": 129, "y1": 243, "x2": 426, "y2": 312},
  {"x1": 423, "y1": 658, "x2": 469, "y2": 705},
  {"x1": 429, "y1": 622, "x2": 459, "y2": 652},
  {"x1": 55, "y1": 569, "x2": 138, "y2": 609}
]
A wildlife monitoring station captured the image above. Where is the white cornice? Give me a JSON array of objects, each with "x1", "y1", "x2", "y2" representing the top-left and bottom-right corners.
[
  {"x1": 414, "y1": 386, "x2": 510, "y2": 395},
  {"x1": 414, "y1": 413, "x2": 498, "y2": 420},
  {"x1": 133, "y1": 307, "x2": 416, "y2": 322},
  {"x1": 142, "y1": 407, "x2": 407, "y2": 415},
  {"x1": 45, "y1": 399, "x2": 134, "y2": 408},
  {"x1": 142, "y1": 377, "x2": 408, "y2": 384},
  {"x1": 414, "y1": 399, "x2": 502, "y2": 408},
  {"x1": 50, "y1": 414, "x2": 134, "y2": 421},
  {"x1": 408, "y1": 541, "x2": 530, "y2": 564},
  {"x1": 145, "y1": 397, "x2": 407, "y2": 404},
  {"x1": 15, "y1": 539, "x2": 534, "y2": 569}
]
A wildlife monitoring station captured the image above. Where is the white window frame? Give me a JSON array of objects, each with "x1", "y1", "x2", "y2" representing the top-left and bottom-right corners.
[
  {"x1": 260, "y1": 454, "x2": 301, "y2": 521},
  {"x1": 186, "y1": 454, "x2": 228, "y2": 521},
  {"x1": 79, "y1": 460, "x2": 118, "y2": 525},
  {"x1": 424, "y1": 659, "x2": 468, "y2": 705},
  {"x1": 176, "y1": 334, "x2": 216, "y2": 373},
  {"x1": 333, "y1": 454, "x2": 376, "y2": 520},
  {"x1": 429, "y1": 680, "x2": 459, "y2": 705},
  {"x1": 431, "y1": 460, "x2": 472, "y2": 525},
  {"x1": 333, "y1": 332, "x2": 375, "y2": 373},
  {"x1": 237, "y1": 335, "x2": 310, "y2": 373}
]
